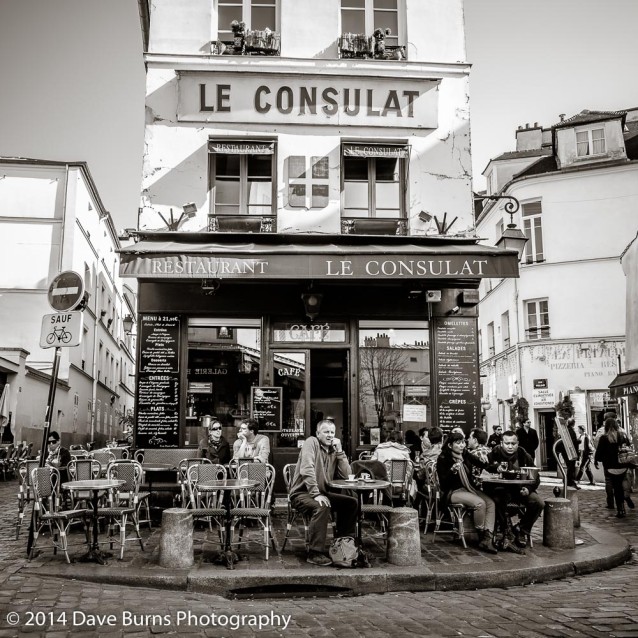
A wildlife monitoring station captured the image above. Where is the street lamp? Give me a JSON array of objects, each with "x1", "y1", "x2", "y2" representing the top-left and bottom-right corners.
[
  {"x1": 122, "y1": 315, "x2": 135, "y2": 335},
  {"x1": 477, "y1": 193, "x2": 528, "y2": 261}
]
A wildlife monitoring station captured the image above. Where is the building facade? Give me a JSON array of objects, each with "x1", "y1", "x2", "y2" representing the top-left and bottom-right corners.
[
  {"x1": 122, "y1": 0, "x2": 518, "y2": 484},
  {"x1": 0, "y1": 159, "x2": 136, "y2": 450},
  {"x1": 476, "y1": 108, "x2": 638, "y2": 468}
]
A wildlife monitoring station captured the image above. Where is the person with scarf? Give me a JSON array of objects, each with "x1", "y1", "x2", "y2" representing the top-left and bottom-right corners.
[
  {"x1": 436, "y1": 431, "x2": 498, "y2": 554},
  {"x1": 488, "y1": 430, "x2": 544, "y2": 548},
  {"x1": 198, "y1": 419, "x2": 231, "y2": 465}
]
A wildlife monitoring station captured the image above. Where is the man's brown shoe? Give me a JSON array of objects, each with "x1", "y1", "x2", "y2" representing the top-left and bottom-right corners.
[{"x1": 307, "y1": 552, "x2": 332, "y2": 566}]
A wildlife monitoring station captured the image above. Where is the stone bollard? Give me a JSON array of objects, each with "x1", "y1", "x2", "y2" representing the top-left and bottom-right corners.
[
  {"x1": 387, "y1": 507, "x2": 421, "y2": 566},
  {"x1": 159, "y1": 508, "x2": 193, "y2": 569},
  {"x1": 566, "y1": 488, "x2": 580, "y2": 528},
  {"x1": 542, "y1": 498, "x2": 574, "y2": 549}
]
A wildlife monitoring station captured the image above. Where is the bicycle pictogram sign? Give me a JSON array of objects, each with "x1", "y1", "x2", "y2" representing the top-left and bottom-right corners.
[{"x1": 40, "y1": 312, "x2": 83, "y2": 349}]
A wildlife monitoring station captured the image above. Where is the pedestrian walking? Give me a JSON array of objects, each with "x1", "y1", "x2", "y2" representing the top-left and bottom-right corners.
[
  {"x1": 576, "y1": 425, "x2": 595, "y2": 485},
  {"x1": 594, "y1": 417, "x2": 631, "y2": 517}
]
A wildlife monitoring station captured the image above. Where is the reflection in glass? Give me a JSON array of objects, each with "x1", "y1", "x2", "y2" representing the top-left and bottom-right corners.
[
  {"x1": 273, "y1": 351, "x2": 306, "y2": 448},
  {"x1": 358, "y1": 323, "x2": 430, "y2": 444}
]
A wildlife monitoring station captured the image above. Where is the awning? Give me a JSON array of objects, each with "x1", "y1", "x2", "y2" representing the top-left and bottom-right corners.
[
  {"x1": 609, "y1": 369, "x2": 638, "y2": 398},
  {"x1": 119, "y1": 234, "x2": 520, "y2": 281}
]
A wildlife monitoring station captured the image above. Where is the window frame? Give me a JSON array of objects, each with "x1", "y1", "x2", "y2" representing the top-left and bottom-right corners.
[
  {"x1": 287, "y1": 156, "x2": 330, "y2": 209},
  {"x1": 341, "y1": 150, "x2": 407, "y2": 220},
  {"x1": 522, "y1": 200, "x2": 544, "y2": 265},
  {"x1": 525, "y1": 298, "x2": 550, "y2": 341},
  {"x1": 217, "y1": 0, "x2": 279, "y2": 41},
  {"x1": 340, "y1": 0, "x2": 404, "y2": 47},
  {"x1": 208, "y1": 140, "x2": 277, "y2": 217},
  {"x1": 487, "y1": 321, "x2": 495, "y2": 356},
  {"x1": 576, "y1": 126, "x2": 606, "y2": 158},
  {"x1": 501, "y1": 311, "x2": 510, "y2": 350}
]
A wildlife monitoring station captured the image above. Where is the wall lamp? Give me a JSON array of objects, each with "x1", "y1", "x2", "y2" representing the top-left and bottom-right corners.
[
  {"x1": 122, "y1": 314, "x2": 134, "y2": 335},
  {"x1": 158, "y1": 203, "x2": 198, "y2": 231},
  {"x1": 301, "y1": 292, "x2": 323, "y2": 320},
  {"x1": 475, "y1": 193, "x2": 528, "y2": 261}
]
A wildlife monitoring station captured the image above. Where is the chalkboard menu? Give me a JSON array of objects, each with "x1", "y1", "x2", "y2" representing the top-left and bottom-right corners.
[
  {"x1": 136, "y1": 315, "x2": 181, "y2": 448},
  {"x1": 434, "y1": 317, "x2": 480, "y2": 435},
  {"x1": 251, "y1": 387, "x2": 282, "y2": 432}
]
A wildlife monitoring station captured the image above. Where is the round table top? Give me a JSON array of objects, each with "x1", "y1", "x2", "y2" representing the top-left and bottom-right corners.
[
  {"x1": 480, "y1": 476, "x2": 536, "y2": 486},
  {"x1": 197, "y1": 479, "x2": 259, "y2": 491},
  {"x1": 329, "y1": 479, "x2": 391, "y2": 490},
  {"x1": 142, "y1": 464, "x2": 177, "y2": 472},
  {"x1": 62, "y1": 478, "x2": 125, "y2": 491}
]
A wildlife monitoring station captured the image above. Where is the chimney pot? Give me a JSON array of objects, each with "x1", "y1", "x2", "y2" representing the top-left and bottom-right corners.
[
  {"x1": 525, "y1": 123, "x2": 530, "y2": 129},
  {"x1": 534, "y1": 122, "x2": 539, "y2": 127},
  {"x1": 559, "y1": 113, "x2": 566, "y2": 122}
]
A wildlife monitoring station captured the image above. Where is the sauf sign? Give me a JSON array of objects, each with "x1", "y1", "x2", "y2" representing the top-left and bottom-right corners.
[{"x1": 177, "y1": 71, "x2": 439, "y2": 128}]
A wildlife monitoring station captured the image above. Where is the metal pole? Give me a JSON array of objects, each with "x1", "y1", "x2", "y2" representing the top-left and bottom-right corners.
[{"x1": 27, "y1": 347, "x2": 61, "y2": 555}]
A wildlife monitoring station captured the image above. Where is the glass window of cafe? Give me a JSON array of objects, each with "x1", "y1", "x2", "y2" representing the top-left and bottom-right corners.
[
  {"x1": 186, "y1": 319, "x2": 261, "y2": 430},
  {"x1": 358, "y1": 320, "x2": 430, "y2": 445}
]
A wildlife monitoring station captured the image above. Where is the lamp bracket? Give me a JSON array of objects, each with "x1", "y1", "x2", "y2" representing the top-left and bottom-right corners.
[{"x1": 475, "y1": 193, "x2": 520, "y2": 225}]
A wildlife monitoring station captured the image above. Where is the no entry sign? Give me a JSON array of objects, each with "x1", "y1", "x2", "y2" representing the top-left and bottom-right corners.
[{"x1": 47, "y1": 271, "x2": 85, "y2": 312}]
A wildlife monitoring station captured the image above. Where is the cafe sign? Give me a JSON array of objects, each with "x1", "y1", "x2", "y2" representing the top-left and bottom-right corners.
[{"x1": 177, "y1": 71, "x2": 439, "y2": 128}]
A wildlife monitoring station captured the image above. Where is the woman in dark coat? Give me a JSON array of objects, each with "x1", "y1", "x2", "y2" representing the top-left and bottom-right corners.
[
  {"x1": 436, "y1": 431, "x2": 497, "y2": 553},
  {"x1": 594, "y1": 418, "x2": 630, "y2": 517}
]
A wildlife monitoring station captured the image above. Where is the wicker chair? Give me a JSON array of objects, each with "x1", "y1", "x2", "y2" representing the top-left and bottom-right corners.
[
  {"x1": 66, "y1": 458, "x2": 102, "y2": 510},
  {"x1": 186, "y1": 463, "x2": 227, "y2": 538},
  {"x1": 15, "y1": 460, "x2": 40, "y2": 539},
  {"x1": 281, "y1": 463, "x2": 310, "y2": 551},
  {"x1": 177, "y1": 457, "x2": 212, "y2": 507},
  {"x1": 431, "y1": 465, "x2": 474, "y2": 548}
]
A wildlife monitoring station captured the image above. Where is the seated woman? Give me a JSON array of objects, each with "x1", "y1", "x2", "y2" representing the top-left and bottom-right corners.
[
  {"x1": 198, "y1": 419, "x2": 231, "y2": 465},
  {"x1": 436, "y1": 431, "x2": 498, "y2": 554},
  {"x1": 371, "y1": 431, "x2": 411, "y2": 463}
]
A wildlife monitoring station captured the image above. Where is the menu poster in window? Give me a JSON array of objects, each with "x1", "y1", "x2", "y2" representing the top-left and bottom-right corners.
[
  {"x1": 251, "y1": 387, "x2": 282, "y2": 432},
  {"x1": 434, "y1": 317, "x2": 480, "y2": 435},
  {"x1": 139, "y1": 315, "x2": 180, "y2": 373},
  {"x1": 136, "y1": 374, "x2": 180, "y2": 448}
]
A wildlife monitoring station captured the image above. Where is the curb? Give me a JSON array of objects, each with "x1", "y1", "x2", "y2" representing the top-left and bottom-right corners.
[{"x1": 20, "y1": 523, "x2": 631, "y2": 597}]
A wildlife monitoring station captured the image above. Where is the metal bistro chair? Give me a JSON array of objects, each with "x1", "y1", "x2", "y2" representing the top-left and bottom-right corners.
[
  {"x1": 431, "y1": 465, "x2": 475, "y2": 549},
  {"x1": 178, "y1": 457, "x2": 212, "y2": 507},
  {"x1": 230, "y1": 463, "x2": 278, "y2": 560},
  {"x1": 15, "y1": 460, "x2": 39, "y2": 539},
  {"x1": 91, "y1": 450, "x2": 116, "y2": 476},
  {"x1": 281, "y1": 463, "x2": 310, "y2": 551},
  {"x1": 227, "y1": 457, "x2": 257, "y2": 479},
  {"x1": 358, "y1": 450, "x2": 373, "y2": 460},
  {"x1": 416, "y1": 459, "x2": 439, "y2": 534},
  {"x1": 29, "y1": 466, "x2": 90, "y2": 563},
  {"x1": 66, "y1": 458, "x2": 102, "y2": 510},
  {"x1": 384, "y1": 458, "x2": 414, "y2": 506},
  {"x1": 186, "y1": 463, "x2": 227, "y2": 539},
  {"x1": 99, "y1": 460, "x2": 146, "y2": 559}
]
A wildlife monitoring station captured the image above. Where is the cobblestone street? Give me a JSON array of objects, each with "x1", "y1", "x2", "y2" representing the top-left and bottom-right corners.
[{"x1": 1, "y1": 477, "x2": 637, "y2": 636}]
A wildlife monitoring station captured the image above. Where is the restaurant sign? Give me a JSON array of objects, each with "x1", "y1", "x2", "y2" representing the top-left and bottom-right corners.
[
  {"x1": 120, "y1": 253, "x2": 519, "y2": 280},
  {"x1": 178, "y1": 71, "x2": 438, "y2": 128}
]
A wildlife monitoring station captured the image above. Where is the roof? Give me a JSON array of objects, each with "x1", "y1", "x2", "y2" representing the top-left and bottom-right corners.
[
  {"x1": 512, "y1": 155, "x2": 558, "y2": 180},
  {"x1": 552, "y1": 109, "x2": 627, "y2": 129},
  {"x1": 490, "y1": 148, "x2": 552, "y2": 162}
]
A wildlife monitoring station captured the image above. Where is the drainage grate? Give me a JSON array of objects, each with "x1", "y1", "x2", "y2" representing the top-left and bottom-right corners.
[{"x1": 227, "y1": 584, "x2": 354, "y2": 600}]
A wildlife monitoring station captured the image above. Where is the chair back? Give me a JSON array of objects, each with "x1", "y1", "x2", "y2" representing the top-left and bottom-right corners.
[
  {"x1": 358, "y1": 450, "x2": 373, "y2": 460},
  {"x1": 383, "y1": 458, "x2": 413, "y2": 503},
  {"x1": 67, "y1": 458, "x2": 101, "y2": 481},
  {"x1": 237, "y1": 463, "x2": 275, "y2": 509},
  {"x1": 106, "y1": 460, "x2": 143, "y2": 504},
  {"x1": 186, "y1": 463, "x2": 226, "y2": 508},
  {"x1": 31, "y1": 466, "x2": 61, "y2": 515},
  {"x1": 282, "y1": 463, "x2": 295, "y2": 492},
  {"x1": 227, "y1": 457, "x2": 256, "y2": 478},
  {"x1": 19, "y1": 443, "x2": 33, "y2": 460},
  {"x1": 92, "y1": 450, "x2": 116, "y2": 469},
  {"x1": 19, "y1": 460, "x2": 40, "y2": 490},
  {"x1": 178, "y1": 457, "x2": 212, "y2": 484}
]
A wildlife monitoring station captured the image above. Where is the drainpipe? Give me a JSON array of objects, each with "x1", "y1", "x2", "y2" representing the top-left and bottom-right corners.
[
  {"x1": 90, "y1": 270, "x2": 100, "y2": 445},
  {"x1": 513, "y1": 277, "x2": 524, "y2": 408}
]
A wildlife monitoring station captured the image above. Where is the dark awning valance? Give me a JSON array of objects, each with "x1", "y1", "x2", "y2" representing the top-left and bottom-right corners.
[
  {"x1": 342, "y1": 143, "x2": 408, "y2": 158},
  {"x1": 609, "y1": 369, "x2": 638, "y2": 398},
  {"x1": 119, "y1": 234, "x2": 520, "y2": 281},
  {"x1": 208, "y1": 141, "x2": 274, "y2": 154}
]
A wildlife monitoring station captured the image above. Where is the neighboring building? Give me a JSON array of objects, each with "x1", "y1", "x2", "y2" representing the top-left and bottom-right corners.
[
  {"x1": 0, "y1": 159, "x2": 137, "y2": 450},
  {"x1": 476, "y1": 108, "x2": 638, "y2": 468},
  {"x1": 121, "y1": 0, "x2": 519, "y2": 486}
]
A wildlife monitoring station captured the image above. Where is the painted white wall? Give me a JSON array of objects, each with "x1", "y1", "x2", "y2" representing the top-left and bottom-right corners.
[{"x1": 622, "y1": 235, "x2": 638, "y2": 371}]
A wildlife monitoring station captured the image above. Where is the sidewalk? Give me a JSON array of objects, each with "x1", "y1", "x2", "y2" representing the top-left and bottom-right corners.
[{"x1": 13, "y1": 478, "x2": 631, "y2": 598}]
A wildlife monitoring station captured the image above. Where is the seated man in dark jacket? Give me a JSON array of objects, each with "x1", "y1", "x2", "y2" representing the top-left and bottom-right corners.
[{"x1": 488, "y1": 430, "x2": 544, "y2": 549}]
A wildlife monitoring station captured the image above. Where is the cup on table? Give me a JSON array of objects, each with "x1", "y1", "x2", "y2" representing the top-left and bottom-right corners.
[
  {"x1": 362, "y1": 472, "x2": 371, "y2": 480},
  {"x1": 348, "y1": 474, "x2": 355, "y2": 481}
]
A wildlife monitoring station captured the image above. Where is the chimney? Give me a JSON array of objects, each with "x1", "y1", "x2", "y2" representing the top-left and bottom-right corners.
[
  {"x1": 559, "y1": 113, "x2": 566, "y2": 122},
  {"x1": 516, "y1": 121, "x2": 543, "y2": 151}
]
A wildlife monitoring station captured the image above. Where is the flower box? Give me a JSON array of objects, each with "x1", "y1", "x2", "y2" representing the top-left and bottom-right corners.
[
  {"x1": 245, "y1": 29, "x2": 280, "y2": 55},
  {"x1": 339, "y1": 33, "x2": 373, "y2": 58}
]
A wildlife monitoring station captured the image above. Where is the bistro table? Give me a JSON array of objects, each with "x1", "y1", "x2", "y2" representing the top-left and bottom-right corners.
[
  {"x1": 480, "y1": 474, "x2": 537, "y2": 553},
  {"x1": 197, "y1": 478, "x2": 259, "y2": 569},
  {"x1": 328, "y1": 478, "x2": 391, "y2": 547},
  {"x1": 62, "y1": 478, "x2": 124, "y2": 564}
]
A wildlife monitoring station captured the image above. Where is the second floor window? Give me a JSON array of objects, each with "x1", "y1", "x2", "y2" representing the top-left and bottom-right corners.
[
  {"x1": 522, "y1": 200, "x2": 544, "y2": 264},
  {"x1": 487, "y1": 322, "x2": 495, "y2": 356},
  {"x1": 525, "y1": 299, "x2": 550, "y2": 340},
  {"x1": 218, "y1": 1, "x2": 277, "y2": 41},
  {"x1": 341, "y1": 0, "x2": 399, "y2": 47},
  {"x1": 576, "y1": 127, "x2": 605, "y2": 157},
  {"x1": 342, "y1": 144, "x2": 406, "y2": 218},
  {"x1": 209, "y1": 141, "x2": 275, "y2": 216},
  {"x1": 501, "y1": 311, "x2": 510, "y2": 349}
]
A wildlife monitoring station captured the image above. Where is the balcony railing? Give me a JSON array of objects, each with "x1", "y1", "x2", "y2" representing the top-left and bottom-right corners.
[
  {"x1": 208, "y1": 214, "x2": 276, "y2": 233},
  {"x1": 525, "y1": 327, "x2": 551, "y2": 341},
  {"x1": 339, "y1": 33, "x2": 406, "y2": 60},
  {"x1": 341, "y1": 217, "x2": 408, "y2": 236},
  {"x1": 212, "y1": 29, "x2": 280, "y2": 56}
]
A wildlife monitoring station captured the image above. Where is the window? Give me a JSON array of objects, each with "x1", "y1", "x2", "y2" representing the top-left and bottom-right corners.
[
  {"x1": 522, "y1": 201, "x2": 544, "y2": 264},
  {"x1": 576, "y1": 127, "x2": 606, "y2": 157},
  {"x1": 525, "y1": 299, "x2": 550, "y2": 340},
  {"x1": 495, "y1": 218, "x2": 504, "y2": 241},
  {"x1": 288, "y1": 156, "x2": 329, "y2": 209},
  {"x1": 209, "y1": 141, "x2": 275, "y2": 217},
  {"x1": 218, "y1": 0, "x2": 277, "y2": 41},
  {"x1": 487, "y1": 322, "x2": 495, "y2": 356},
  {"x1": 343, "y1": 144, "x2": 406, "y2": 219},
  {"x1": 501, "y1": 311, "x2": 510, "y2": 349},
  {"x1": 341, "y1": 0, "x2": 400, "y2": 47},
  {"x1": 478, "y1": 329, "x2": 482, "y2": 360}
]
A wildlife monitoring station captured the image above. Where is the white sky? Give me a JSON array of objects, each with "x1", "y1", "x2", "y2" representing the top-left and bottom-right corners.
[{"x1": 1, "y1": 0, "x2": 637, "y2": 229}]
